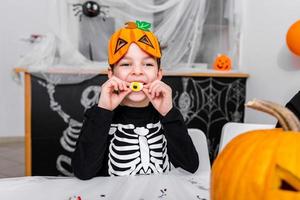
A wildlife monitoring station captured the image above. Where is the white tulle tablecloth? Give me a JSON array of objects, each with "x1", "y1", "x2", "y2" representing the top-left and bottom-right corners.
[{"x1": 0, "y1": 170, "x2": 209, "y2": 200}]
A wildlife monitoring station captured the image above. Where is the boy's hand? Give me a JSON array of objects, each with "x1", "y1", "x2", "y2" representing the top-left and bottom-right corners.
[
  {"x1": 98, "y1": 76, "x2": 131, "y2": 111},
  {"x1": 143, "y1": 80, "x2": 173, "y2": 116}
]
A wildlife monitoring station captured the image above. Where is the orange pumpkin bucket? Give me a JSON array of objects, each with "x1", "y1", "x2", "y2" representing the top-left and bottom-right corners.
[{"x1": 213, "y1": 54, "x2": 232, "y2": 71}]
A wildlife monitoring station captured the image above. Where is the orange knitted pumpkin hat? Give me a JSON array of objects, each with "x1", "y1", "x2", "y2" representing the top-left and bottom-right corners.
[{"x1": 108, "y1": 21, "x2": 161, "y2": 65}]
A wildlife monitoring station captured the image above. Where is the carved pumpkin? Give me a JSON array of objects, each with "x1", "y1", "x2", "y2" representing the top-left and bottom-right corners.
[
  {"x1": 213, "y1": 54, "x2": 232, "y2": 71},
  {"x1": 211, "y1": 99, "x2": 300, "y2": 199},
  {"x1": 108, "y1": 21, "x2": 161, "y2": 65}
]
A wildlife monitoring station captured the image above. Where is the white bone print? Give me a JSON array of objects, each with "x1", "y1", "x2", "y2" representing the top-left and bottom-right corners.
[{"x1": 108, "y1": 121, "x2": 169, "y2": 176}]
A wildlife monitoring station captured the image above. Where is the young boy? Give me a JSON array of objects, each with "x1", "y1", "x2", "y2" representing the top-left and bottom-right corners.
[{"x1": 72, "y1": 21, "x2": 199, "y2": 179}]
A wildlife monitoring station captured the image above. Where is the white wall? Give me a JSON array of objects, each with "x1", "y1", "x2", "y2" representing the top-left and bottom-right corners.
[
  {"x1": 240, "y1": 0, "x2": 300, "y2": 124},
  {"x1": 0, "y1": 0, "x2": 50, "y2": 137}
]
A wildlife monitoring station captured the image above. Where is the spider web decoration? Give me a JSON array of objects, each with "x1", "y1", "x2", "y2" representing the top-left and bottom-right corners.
[
  {"x1": 227, "y1": 79, "x2": 246, "y2": 122},
  {"x1": 172, "y1": 77, "x2": 246, "y2": 161}
]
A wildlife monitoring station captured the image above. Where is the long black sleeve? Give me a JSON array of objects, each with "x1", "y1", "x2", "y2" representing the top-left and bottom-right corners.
[
  {"x1": 72, "y1": 105, "x2": 113, "y2": 180},
  {"x1": 160, "y1": 107, "x2": 199, "y2": 173}
]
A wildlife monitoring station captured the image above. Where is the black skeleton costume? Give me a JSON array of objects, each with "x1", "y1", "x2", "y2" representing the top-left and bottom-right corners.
[{"x1": 72, "y1": 104, "x2": 199, "y2": 179}]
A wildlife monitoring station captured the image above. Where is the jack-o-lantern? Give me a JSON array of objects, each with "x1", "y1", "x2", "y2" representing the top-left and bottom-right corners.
[
  {"x1": 213, "y1": 54, "x2": 232, "y2": 71},
  {"x1": 211, "y1": 99, "x2": 300, "y2": 200},
  {"x1": 108, "y1": 21, "x2": 161, "y2": 65}
]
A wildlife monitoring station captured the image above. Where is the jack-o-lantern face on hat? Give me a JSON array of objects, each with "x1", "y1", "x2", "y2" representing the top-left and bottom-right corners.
[{"x1": 108, "y1": 21, "x2": 161, "y2": 65}]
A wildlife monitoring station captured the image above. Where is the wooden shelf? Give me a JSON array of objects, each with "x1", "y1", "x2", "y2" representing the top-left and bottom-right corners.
[{"x1": 14, "y1": 67, "x2": 249, "y2": 78}]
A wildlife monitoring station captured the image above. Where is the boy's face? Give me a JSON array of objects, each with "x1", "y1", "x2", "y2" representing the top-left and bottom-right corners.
[{"x1": 108, "y1": 43, "x2": 162, "y2": 106}]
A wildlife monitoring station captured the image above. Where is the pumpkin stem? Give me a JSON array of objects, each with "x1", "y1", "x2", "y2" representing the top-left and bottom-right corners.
[
  {"x1": 125, "y1": 22, "x2": 137, "y2": 29},
  {"x1": 245, "y1": 99, "x2": 300, "y2": 131}
]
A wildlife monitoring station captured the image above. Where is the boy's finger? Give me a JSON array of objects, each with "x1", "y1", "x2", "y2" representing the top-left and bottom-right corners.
[
  {"x1": 142, "y1": 87, "x2": 149, "y2": 94},
  {"x1": 122, "y1": 82, "x2": 128, "y2": 91},
  {"x1": 114, "y1": 79, "x2": 124, "y2": 90},
  {"x1": 126, "y1": 88, "x2": 132, "y2": 94},
  {"x1": 148, "y1": 83, "x2": 154, "y2": 93},
  {"x1": 120, "y1": 88, "x2": 132, "y2": 98},
  {"x1": 155, "y1": 88, "x2": 163, "y2": 98},
  {"x1": 154, "y1": 87, "x2": 160, "y2": 97},
  {"x1": 116, "y1": 78, "x2": 130, "y2": 91},
  {"x1": 117, "y1": 82, "x2": 123, "y2": 91},
  {"x1": 143, "y1": 83, "x2": 150, "y2": 89},
  {"x1": 142, "y1": 88, "x2": 153, "y2": 100},
  {"x1": 151, "y1": 84, "x2": 161, "y2": 98},
  {"x1": 123, "y1": 82, "x2": 130, "y2": 89},
  {"x1": 109, "y1": 80, "x2": 119, "y2": 92},
  {"x1": 149, "y1": 81, "x2": 161, "y2": 93}
]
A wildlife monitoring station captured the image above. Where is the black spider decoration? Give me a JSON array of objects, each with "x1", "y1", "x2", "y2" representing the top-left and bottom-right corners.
[{"x1": 73, "y1": 1, "x2": 109, "y2": 21}]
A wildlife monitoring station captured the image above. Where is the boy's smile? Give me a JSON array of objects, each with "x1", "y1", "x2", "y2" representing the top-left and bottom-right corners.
[{"x1": 108, "y1": 43, "x2": 162, "y2": 107}]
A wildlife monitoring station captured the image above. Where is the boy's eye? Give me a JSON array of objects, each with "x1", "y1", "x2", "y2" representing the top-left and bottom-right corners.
[
  {"x1": 120, "y1": 63, "x2": 130, "y2": 67},
  {"x1": 144, "y1": 63, "x2": 154, "y2": 67}
]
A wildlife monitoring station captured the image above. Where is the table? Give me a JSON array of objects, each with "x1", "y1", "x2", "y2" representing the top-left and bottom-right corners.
[
  {"x1": 15, "y1": 68, "x2": 248, "y2": 176},
  {"x1": 0, "y1": 170, "x2": 210, "y2": 200}
]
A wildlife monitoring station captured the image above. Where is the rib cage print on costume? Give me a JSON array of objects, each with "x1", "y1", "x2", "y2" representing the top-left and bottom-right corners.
[{"x1": 108, "y1": 121, "x2": 170, "y2": 176}]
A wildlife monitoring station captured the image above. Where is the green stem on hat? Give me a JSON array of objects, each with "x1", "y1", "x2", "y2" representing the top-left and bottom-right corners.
[{"x1": 136, "y1": 20, "x2": 151, "y2": 31}]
